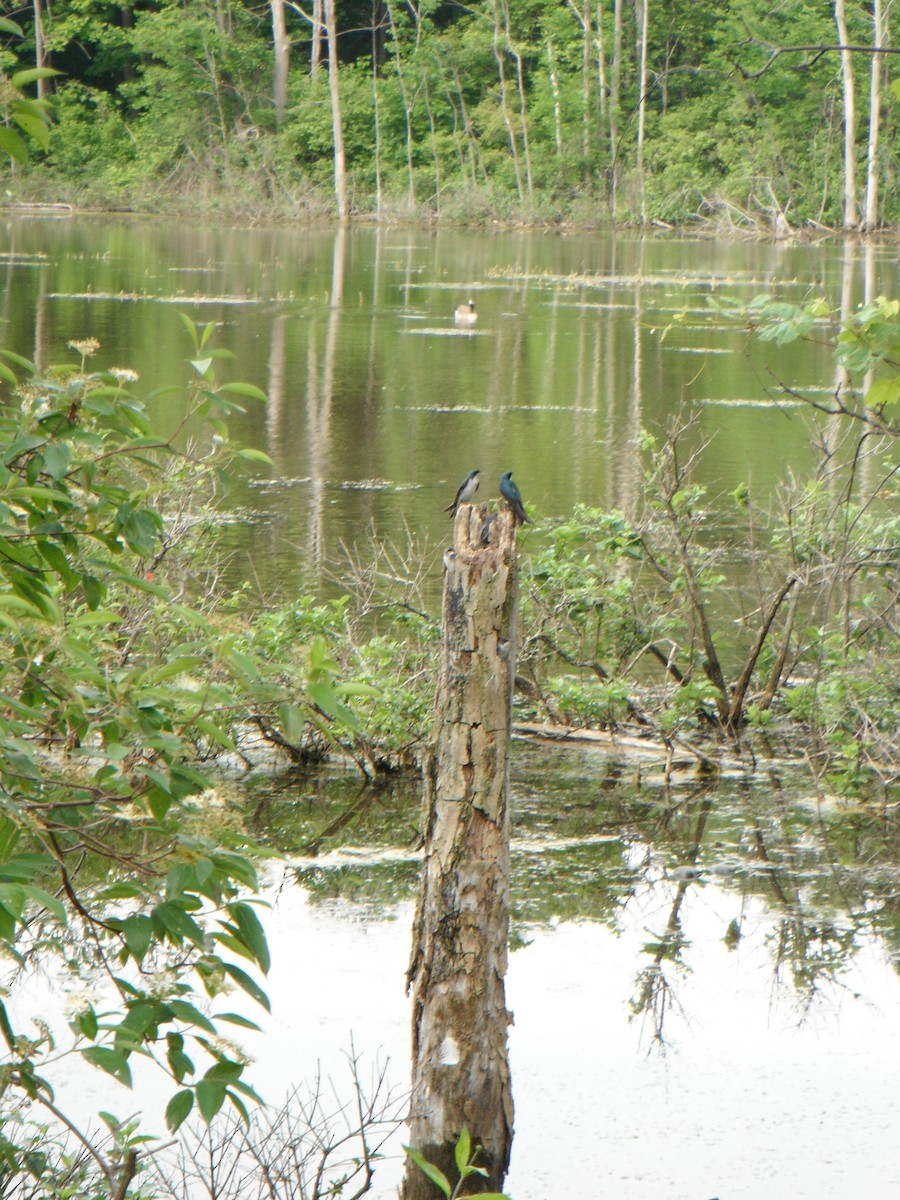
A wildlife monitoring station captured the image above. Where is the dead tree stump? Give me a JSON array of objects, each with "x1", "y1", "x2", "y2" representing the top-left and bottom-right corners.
[{"x1": 403, "y1": 503, "x2": 517, "y2": 1199}]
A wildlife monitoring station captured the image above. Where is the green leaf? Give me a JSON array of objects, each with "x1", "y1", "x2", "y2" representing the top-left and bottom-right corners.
[
  {"x1": 167, "y1": 999, "x2": 216, "y2": 1035},
  {"x1": 0, "y1": 999, "x2": 17, "y2": 1050},
  {"x1": 73, "y1": 1007, "x2": 98, "y2": 1040},
  {"x1": 192, "y1": 716, "x2": 236, "y2": 751},
  {"x1": 219, "y1": 382, "x2": 268, "y2": 402},
  {"x1": 195, "y1": 1079, "x2": 226, "y2": 1122},
  {"x1": 226, "y1": 1088, "x2": 251, "y2": 1124},
  {"x1": 11, "y1": 67, "x2": 60, "y2": 87},
  {"x1": 0, "y1": 126, "x2": 29, "y2": 164},
  {"x1": 0, "y1": 349, "x2": 35, "y2": 371},
  {"x1": 39, "y1": 443, "x2": 71, "y2": 480},
  {"x1": 121, "y1": 914, "x2": 153, "y2": 960},
  {"x1": 165, "y1": 1089, "x2": 194, "y2": 1132},
  {"x1": 866, "y1": 377, "x2": 900, "y2": 411},
  {"x1": 224, "y1": 902, "x2": 271, "y2": 974},
  {"x1": 213, "y1": 1011, "x2": 262, "y2": 1032},
  {"x1": 221, "y1": 962, "x2": 270, "y2": 1011},
  {"x1": 236, "y1": 448, "x2": 274, "y2": 465},
  {"x1": 152, "y1": 901, "x2": 205, "y2": 947},
  {"x1": 22, "y1": 885, "x2": 67, "y2": 924},
  {"x1": 203, "y1": 1060, "x2": 243, "y2": 1085},
  {"x1": 403, "y1": 1147, "x2": 451, "y2": 1198},
  {"x1": 0, "y1": 817, "x2": 21, "y2": 863},
  {"x1": 81, "y1": 1047, "x2": 133, "y2": 1087},
  {"x1": 12, "y1": 110, "x2": 50, "y2": 152},
  {"x1": 190, "y1": 358, "x2": 214, "y2": 378},
  {"x1": 455, "y1": 1126, "x2": 472, "y2": 1176}
]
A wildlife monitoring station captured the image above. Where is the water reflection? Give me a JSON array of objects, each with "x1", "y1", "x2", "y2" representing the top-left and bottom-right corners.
[
  {"x1": 241, "y1": 741, "x2": 899, "y2": 1021},
  {"x1": 2, "y1": 217, "x2": 896, "y2": 600},
  {"x1": 230, "y1": 745, "x2": 900, "y2": 1198}
]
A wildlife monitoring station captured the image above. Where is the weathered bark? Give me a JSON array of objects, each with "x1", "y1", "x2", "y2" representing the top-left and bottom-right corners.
[
  {"x1": 862, "y1": 0, "x2": 888, "y2": 231},
  {"x1": 33, "y1": 0, "x2": 48, "y2": 99},
  {"x1": 635, "y1": 0, "x2": 650, "y2": 224},
  {"x1": 834, "y1": 0, "x2": 859, "y2": 229},
  {"x1": 403, "y1": 504, "x2": 517, "y2": 1200},
  {"x1": 270, "y1": 0, "x2": 289, "y2": 127},
  {"x1": 323, "y1": 0, "x2": 349, "y2": 221},
  {"x1": 608, "y1": 0, "x2": 624, "y2": 218},
  {"x1": 312, "y1": 0, "x2": 323, "y2": 77}
]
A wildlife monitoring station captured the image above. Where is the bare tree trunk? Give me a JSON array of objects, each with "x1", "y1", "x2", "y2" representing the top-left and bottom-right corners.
[
  {"x1": 595, "y1": 0, "x2": 607, "y2": 119},
  {"x1": 609, "y1": 0, "x2": 624, "y2": 219},
  {"x1": 33, "y1": 0, "x2": 47, "y2": 98},
  {"x1": 834, "y1": 0, "x2": 859, "y2": 229},
  {"x1": 635, "y1": 0, "x2": 649, "y2": 224},
  {"x1": 404, "y1": 505, "x2": 517, "y2": 1200},
  {"x1": 491, "y1": 0, "x2": 525, "y2": 204},
  {"x1": 385, "y1": 0, "x2": 418, "y2": 208},
  {"x1": 862, "y1": 0, "x2": 888, "y2": 231},
  {"x1": 500, "y1": 0, "x2": 533, "y2": 201},
  {"x1": 372, "y1": 0, "x2": 384, "y2": 213},
  {"x1": 451, "y1": 64, "x2": 487, "y2": 187},
  {"x1": 546, "y1": 40, "x2": 564, "y2": 159},
  {"x1": 324, "y1": 0, "x2": 349, "y2": 220},
  {"x1": 312, "y1": 0, "x2": 323, "y2": 77},
  {"x1": 582, "y1": 0, "x2": 591, "y2": 156},
  {"x1": 271, "y1": 0, "x2": 289, "y2": 127},
  {"x1": 423, "y1": 68, "x2": 442, "y2": 214}
]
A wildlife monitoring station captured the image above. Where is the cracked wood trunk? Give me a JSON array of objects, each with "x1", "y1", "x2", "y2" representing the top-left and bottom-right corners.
[{"x1": 403, "y1": 504, "x2": 517, "y2": 1199}]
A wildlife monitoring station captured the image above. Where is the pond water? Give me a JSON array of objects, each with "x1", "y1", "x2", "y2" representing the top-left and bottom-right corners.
[
  {"x1": 3, "y1": 217, "x2": 899, "y2": 1197},
  {"x1": 3, "y1": 214, "x2": 898, "y2": 601},
  {"x1": 22, "y1": 745, "x2": 899, "y2": 1200}
]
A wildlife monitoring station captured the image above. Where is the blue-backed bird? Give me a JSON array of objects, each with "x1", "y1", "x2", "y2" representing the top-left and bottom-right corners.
[
  {"x1": 444, "y1": 468, "x2": 481, "y2": 517},
  {"x1": 454, "y1": 299, "x2": 477, "y2": 327},
  {"x1": 499, "y1": 471, "x2": 530, "y2": 526}
]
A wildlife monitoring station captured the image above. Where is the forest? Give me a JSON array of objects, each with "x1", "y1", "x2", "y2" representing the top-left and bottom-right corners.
[{"x1": 0, "y1": 0, "x2": 898, "y2": 228}]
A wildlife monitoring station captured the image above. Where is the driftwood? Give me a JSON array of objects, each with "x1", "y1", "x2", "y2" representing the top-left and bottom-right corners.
[{"x1": 403, "y1": 503, "x2": 517, "y2": 1198}]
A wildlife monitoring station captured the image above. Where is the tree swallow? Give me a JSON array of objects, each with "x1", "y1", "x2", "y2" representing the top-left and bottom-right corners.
[
  {"x1": 454, "y1": 299, "x2": 477, "y2": 327},
  {"x1": 499, "y1": 471, "x2": 530, "y2": 526},
  {"x1": 444, "y1": 468, "x2": 481, "y2": 517}
]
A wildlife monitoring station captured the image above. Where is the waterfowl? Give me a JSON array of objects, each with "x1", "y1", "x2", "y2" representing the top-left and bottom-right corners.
[{"x1": 454, "y1": 299, "x2": 477, "y2": 327}]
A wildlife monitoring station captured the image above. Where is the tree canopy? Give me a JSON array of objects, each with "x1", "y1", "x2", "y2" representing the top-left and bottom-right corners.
[{"x1": 1, "y1": 0, "x2": 897, "y2": 226}]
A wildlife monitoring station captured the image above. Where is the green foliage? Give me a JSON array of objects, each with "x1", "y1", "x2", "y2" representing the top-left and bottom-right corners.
[
  {"x1": 404, "y1": 1126, "x2": 512, "y2": 1200},
  {"x1": 515, "y1": 284, "x2": 899, "y2": 787},
  {"x1": 0, "y1": 18, "x2": 56, "y2": 162},
  {"x1": 2, "y1": 0, "x2": 897, "y2": 223},
  {"x1": 0, "y1": 319, "x2": 321, "y2": 1177}
]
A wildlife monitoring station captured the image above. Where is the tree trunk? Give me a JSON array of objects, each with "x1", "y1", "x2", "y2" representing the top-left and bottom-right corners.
[
  {"x1": 33, "y1": 0, "x2": 47, "y2": 99},
  {"x1": 608, "y1": 0, "x2": 624, "y2": 219},
  {"x1": 324, "y1": 0, "x2": 349, "y2": 220},
  {"x1": 635, "y1": 0, "x2": 649, "y2": 225},
  {"x1": 270, "y1": 0, "x2": 289, "y2": 128},
  {"x1": 862, "y1": 0, "x2": 887, "y2": 231},
  {"x1": 834, "y1": 0, "x2": 859, "y2": 229},
  {"x1": 311, "y1": 0, "x2": 323, "y2": 78},
  {"x1": 491, "y1": 0, "x2": 525, "y2": 204},
  {"x1": 403, "y1": 504, "x2": 517, "y2": 1200},
  {"x1": 385, "y1": 0, "x2": 418, "y2": 208}
]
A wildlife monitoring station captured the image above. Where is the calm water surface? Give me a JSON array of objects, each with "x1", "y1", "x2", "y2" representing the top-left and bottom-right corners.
[
  {"x1": 28, "y1": 748, "x2": 900, "y2": 1200},
  {"x1": 3, "y1": 215, "x2": 898, "y2": 597},
  {"x1": 4, "y1": 217, "x2": 899, "y2": 1197}
]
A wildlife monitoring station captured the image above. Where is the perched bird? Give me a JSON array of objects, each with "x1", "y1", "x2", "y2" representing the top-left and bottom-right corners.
[
  {"x1": 444, "y1": 468, "x2": 481, "y2": 517},
  {"x1": 454, "y1": 299, "x2": 477, "y2": 327},
  {"x1": 499, "y1": 471, "x2": 530, "y2": 526}
]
